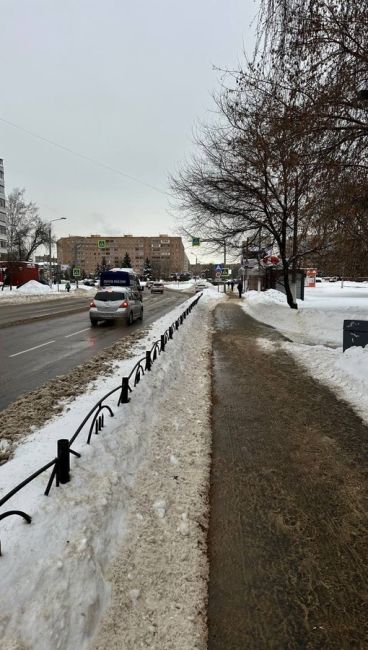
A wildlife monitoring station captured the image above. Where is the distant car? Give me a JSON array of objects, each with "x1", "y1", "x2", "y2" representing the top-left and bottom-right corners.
[
  {"x1": 195, "y1": 282, "x2": 208, "y2": 293},
  {"x1": 83, "y1": 278, "x2": 96, "y2": 286},
  {"x1": 329, "y1": 276, "x2": 338, "y2": 282},
  {"x1": 89, "y1": 287, "x2": 143, "y2": 326},
  {"x1": 146, "y1": 281, "x2": 153, "y2": 289},
  {"x1": 151, "y1": 282, "x2": 164, "y2": 294}
]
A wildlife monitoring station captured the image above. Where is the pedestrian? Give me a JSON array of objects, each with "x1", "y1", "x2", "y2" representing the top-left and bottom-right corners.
[
  {"x1": 237, "y1": 279, "x2": 242, "y2": 299},
  {"x1": 65, "y1": 281, "x2": 71, "y2": 292},
  {"x1": 231, "y1": 280, "x2": 235, "y2": 291},
  {"x1": 1, "y1": 271, "x2": 11, "y2": 291}
]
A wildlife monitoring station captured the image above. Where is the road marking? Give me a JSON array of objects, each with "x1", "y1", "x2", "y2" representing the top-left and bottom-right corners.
[
  {"x1": 9, "y1": 340, "x2": 56, "y2": 358},
  {"x1": 65, "y1": 327, "x2": 90, "y2": 338}
]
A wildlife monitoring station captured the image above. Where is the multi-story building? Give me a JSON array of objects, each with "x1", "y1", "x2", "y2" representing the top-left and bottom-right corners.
[
  {"x1": 0, "y1": 159, "x2": 7, "y2": 260},
  {"x1": 57, "y1": 234, "x2": 189, "y2": 278}
]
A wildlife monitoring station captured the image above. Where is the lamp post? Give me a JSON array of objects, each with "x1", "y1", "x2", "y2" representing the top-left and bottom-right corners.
[
  {"x1": 189, "y1": 253, "x2": 199, "y2": 279},
  {"x1": 48, "y1": 217, "x2": 67, "y2": 289},
  {"x1": 239, "y1": 266, "x2": 246, "y2": 292}
]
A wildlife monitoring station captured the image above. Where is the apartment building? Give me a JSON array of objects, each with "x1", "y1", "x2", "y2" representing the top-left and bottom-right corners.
[
  {"x1": 56, "y1": 234, "x2": 189, "y2": 277},
  {"x1": 0, "y1": 159, "x2": 7, "y2": 260}
]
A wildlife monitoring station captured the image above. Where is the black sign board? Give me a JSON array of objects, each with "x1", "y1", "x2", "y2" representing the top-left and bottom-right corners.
[{"x1": 343, "y1": 320, "x2": 368, "y2": 352}]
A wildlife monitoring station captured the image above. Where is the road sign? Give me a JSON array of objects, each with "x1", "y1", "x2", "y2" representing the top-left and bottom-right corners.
[
  {"x1": 98, "y1": 239, "x2": 106, "y2": 249},
  {"x1": 221, "y1": 268, "x2": 230, "y2": 277},
  {"x1": 192, "y1": 237, "x2": 200, "y2": 247},
  {"x1": 215, "y1": 271, "x2": 221, "y2": 278},
  {"x1": 215, "y1": 264, "x2": 222, "y2": 271},
  {"x1": 73, "y1": 267, "x2": 81, "y2": 277}
]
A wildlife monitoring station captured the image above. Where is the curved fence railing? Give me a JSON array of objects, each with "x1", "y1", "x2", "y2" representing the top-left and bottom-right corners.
[{"x1": 0, "y1": 293, "x2": 202, "y2": 555}]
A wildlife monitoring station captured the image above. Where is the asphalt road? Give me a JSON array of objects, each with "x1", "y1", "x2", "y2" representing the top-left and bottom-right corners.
[
  {"x1": 0, "y1": 295, "x2": 92, "y2": 328},
  {"x1": 0, "y1": 289, "x2": 192, "y2": 410}
]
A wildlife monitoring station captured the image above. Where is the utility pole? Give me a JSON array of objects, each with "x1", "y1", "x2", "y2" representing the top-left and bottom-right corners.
[
  {"x1": 291, "y1": 175, "x2": 299, "y2": 303},
  {"x1": 257, "y1": 228, "x2": 262, "y2": 292},
  {"x1": 48, "y1": 224, "x2": 52, "y2": 289},
  {"x1": 223, "y1": 240, "x2": 227, "y2": 292},
  {"x1": 48, "y1": 217, "x2": 67, "y2": 289}
]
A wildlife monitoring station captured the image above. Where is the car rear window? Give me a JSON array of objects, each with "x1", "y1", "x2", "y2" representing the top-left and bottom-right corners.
[{"x1": 95, "y1": 291, "x2": 126, "y2": 301}]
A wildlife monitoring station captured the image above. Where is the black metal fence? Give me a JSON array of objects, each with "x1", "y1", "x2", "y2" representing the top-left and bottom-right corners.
[{"x1": 0, "y1": 293, "x2": 202, "y2": 555}]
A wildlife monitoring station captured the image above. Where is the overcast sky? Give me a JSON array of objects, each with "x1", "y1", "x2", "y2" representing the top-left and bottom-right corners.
[{"x1": 1, "y1": 0, "x2": 258, "y2": 261}]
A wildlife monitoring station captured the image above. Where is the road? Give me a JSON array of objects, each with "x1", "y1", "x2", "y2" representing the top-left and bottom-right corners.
[
  {"x1": 0, "y1": 295, "x2": 92, "y2": 328},
  {"x1": 0, "y1": 289, "x2": 192, "y2": 410}
]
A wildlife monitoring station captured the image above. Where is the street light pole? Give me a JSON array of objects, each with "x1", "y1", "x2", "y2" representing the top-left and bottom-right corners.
[
  {"x1": 48, "y1": 217, "x2": 67, "y2": 289},
  {"x1": 48, "y1": 224, "x2": 52, "y2": 289},
  {"x1": 189, "y1": 253, "x2": 199, "y2": 279}
]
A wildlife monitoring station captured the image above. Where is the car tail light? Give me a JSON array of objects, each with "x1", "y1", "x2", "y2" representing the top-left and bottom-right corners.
[
  {"x1": 120, "y1": 300, "x2": 129, "y2": 308},
  {"x1": 90, "y1": 300, "x2": 96, "y2": 307}
]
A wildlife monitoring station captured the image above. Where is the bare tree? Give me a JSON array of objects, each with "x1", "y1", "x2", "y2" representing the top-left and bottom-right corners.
[
  {"x1": 6, "y1": 188, "x2": 50, "y2": 261},
  {"x1": 256, "y1": 0, "x2": 368, "y2": 276},
  {"x1": 171, "y1": 62, "x2": 337, "y2": 308},
  {"x1": 257, "y1": 0, "x2": 368, "y2": 148}
]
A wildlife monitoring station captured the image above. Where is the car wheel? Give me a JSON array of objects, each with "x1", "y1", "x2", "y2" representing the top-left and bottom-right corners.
[
  {"x1": 90, "y1": 319, "x2": 98, "y2": 327},
  {"x1": 128, "y1": 311, "x2": 134, "y2": 326}
]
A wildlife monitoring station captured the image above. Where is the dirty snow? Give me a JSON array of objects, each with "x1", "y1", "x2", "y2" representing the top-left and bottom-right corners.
[
  {"x1": 0, "y1": 329, "x2": 148, "y2": 464},
  {"x1": 0, "y1": 283, "x2": 95, "y2": 304},
  {"x1": 0, "y1": 289, "x2": 223, "y2": 650},
  {"x1": 243, "y1": 281, "x2": 368, "y2": 426},
  {"x1": 2, "y1": 278, "x2": 368, "y2": 649}
]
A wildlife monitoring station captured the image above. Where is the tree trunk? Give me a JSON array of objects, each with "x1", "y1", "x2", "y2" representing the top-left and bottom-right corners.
[{"x1": 283, "y1": 263, "x2": 298, "y2": 309}]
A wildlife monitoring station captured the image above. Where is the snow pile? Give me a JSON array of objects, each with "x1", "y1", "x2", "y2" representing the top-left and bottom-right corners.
[
  {"x1": 247, "y1": 288, "x2": 287, "y2": 305},
  {"x1": 246, "y1": 283, "x2": 368, "y2": 426},
  {"x1": 281, "y1": 341, "x2": 368, "y2": 425},
  {"x1": 243, "y1": 285, "x2": 368, "y2": 347},
  {"x1": 0, "y1": 285, "x2": 94, "y2": 304},
  {"x1": 0, "y1": 295, "x2": 215, "y2": 650},
  {"x1": 165, "y1": 280, "x2": 196, "y2": 291},
  {"x1": 76, "y1": 284, "x2": 97, "y2": 292},
  {"x1": 17, "y1": 280, "x2": 51, "y2": 294}
]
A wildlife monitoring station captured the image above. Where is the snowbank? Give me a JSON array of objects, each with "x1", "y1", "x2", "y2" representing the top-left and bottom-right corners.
[
  {"x1": 245, "y1": 283, "x2": 368, "y2": 428},
  {"x1": 243, "y1": 285, "x2": 368, "y2": 347},
  {"x1": 17, "y1": 280, "x2": 51, "y2": 294},
  {"x1": 0, "y1": 284, "x2": 95, "y2": 304},
  {"x1": 0, "y1": 295, "x2": 219, "y2": 650}
]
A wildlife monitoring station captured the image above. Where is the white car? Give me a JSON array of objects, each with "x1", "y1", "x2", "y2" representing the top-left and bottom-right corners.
[
  {"x1": 151, "y1": 282, "x2": 164, "y2": 294},
  {"x1": 195, "y1": 282, "x2": 208, "y2": 293}
]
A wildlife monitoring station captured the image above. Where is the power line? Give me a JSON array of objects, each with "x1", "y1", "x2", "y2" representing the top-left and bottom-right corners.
[{"x1": 0, "y1": 116, "x2": 169, "y2": 197}]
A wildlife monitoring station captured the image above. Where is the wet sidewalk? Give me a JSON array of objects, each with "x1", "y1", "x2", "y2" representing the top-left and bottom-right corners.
[{"x1": 208, "y1": 301, "x2": 368, "y2": 649}]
